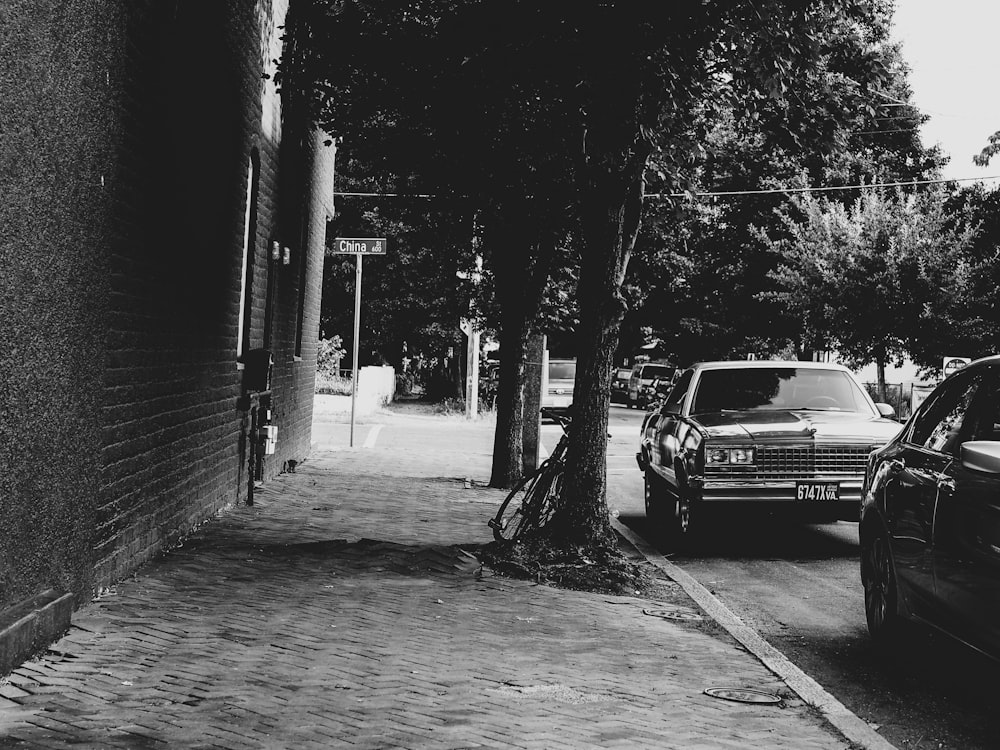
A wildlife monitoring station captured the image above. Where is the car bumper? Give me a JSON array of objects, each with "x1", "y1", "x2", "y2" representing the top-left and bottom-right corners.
[
  {"x1": 694, "y1": 478, "x2": 862, "y2": 520},
  {"x1": 542, "y1": 395, "x2": 573, "y2": 408}
]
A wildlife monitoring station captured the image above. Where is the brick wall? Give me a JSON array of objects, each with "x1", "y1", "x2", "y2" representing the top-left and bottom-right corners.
[
  {"x1": 0, "y1": 0, "x2": 330, "y2": 612},
  {"x1": 0, "y1": 0, "x2": 113, "y2": 611}
]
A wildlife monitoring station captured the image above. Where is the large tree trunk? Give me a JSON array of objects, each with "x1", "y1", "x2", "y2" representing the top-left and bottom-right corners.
[
  {"x1": 488, "y1": 211, "x2": 532, "y2": 489},
  {"x1": 487, "y1": 208, "x2": 562, "y2": 489},
  {"x1": 546, "y1": 137, "x2": 649, "y2": 547},
  {"x1": 489, "y1": 303, "x2": 528, "y2": 489}
]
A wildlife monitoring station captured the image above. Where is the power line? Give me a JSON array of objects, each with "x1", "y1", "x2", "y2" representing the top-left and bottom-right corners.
[
  {"x1": 852, "y1": 128, "x2": 919, "y2": 135},
  {"x1": 647, "y1": 174, "x2": 1000, "y2": 199},
  {"x1": 333, "y1": 174, "x2": 1000, "y2": 202},
  {"x1": 334, "y1": 191, "x2": 439, "y2": 198}
]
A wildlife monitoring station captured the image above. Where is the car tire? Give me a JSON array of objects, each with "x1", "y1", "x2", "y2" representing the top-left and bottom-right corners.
[
  {"x1": 664, "y1": 492, "x2": 692, "y2": 548},
  {"x1": 643, "y1": 470, "x2": 665, "y2": 524},
  {"x1": 646, "y1": 470, "x2": 691, "y2": 548},
  {"x1": 862, "y1": 530, "x2": 902, "y2": 646}
]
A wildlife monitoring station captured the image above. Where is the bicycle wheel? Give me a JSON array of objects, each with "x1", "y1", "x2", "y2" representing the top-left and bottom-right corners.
[
  {"x1": 490, "y1": 467, "x2": 556, "y2": 541},
  {"x1": 532, "y1": 466, "x2": 562, "y2": 531}
]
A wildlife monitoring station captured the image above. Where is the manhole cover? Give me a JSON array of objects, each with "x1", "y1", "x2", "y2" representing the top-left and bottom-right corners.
[
  {"x1": 643, "y1": 607, "x2": 704, "y2": 621},
  {"x1": 703, "y1": 687, "x2": 783, "y2": 705}
]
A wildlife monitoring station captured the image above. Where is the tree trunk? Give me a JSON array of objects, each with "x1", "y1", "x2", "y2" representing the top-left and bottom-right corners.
[
  {"x1": 876, "y1": 352, "x2": 887, "y2": 403},
  {"x1": 488, "y1": 213, "x2": 531, "y2": 489},
  {"x1": 489, "y1": 307, "x2": 527, "y2": 489},
  {"x1": 546, "y1": 137, "x2": 649, "y2": 547},
  {"x1": 487, "y1": 208, "x2": 563, "y2": 489}
]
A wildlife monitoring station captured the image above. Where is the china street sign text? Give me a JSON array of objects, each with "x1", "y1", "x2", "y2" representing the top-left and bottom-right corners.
[{"x1": 333, "y1": 237, "x2": 387, "y2": 255}]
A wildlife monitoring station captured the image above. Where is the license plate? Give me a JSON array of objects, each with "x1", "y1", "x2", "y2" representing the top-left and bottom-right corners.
[{"x1": 796, "y1": 481, "x2": 840, "y2": 501}]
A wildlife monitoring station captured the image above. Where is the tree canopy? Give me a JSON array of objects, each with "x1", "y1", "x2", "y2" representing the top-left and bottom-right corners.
[
  {"x1": 760, "y1": 189, "x2": 975, "y2": 393},
  {"x1": 280, "y1": 0, "x2": 902, "y2": 550}
]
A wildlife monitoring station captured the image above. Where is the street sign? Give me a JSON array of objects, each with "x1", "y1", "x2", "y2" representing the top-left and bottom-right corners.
[
  {"x1": 943, "y1": 356, "x2": 971, "y2": 377},
  {"x1": 334, "y1": 237, "x2": 388, "y2": 446},
  {"x1": 333, "y1": 237, "x2": 387, "y2": 255}
]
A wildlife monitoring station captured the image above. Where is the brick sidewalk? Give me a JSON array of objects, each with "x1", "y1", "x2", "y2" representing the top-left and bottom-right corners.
[{"x1": 0, "y1": 407, "x2": 852, "y2": 749}]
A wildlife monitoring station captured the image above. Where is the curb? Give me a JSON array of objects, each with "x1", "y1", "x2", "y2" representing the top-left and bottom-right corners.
[
  {"x1": 0, "y1": 589, "x2": 74, "y2": 677},
  {"x1": 611, "y1": 517, "x2": 897, "y2": 750}
]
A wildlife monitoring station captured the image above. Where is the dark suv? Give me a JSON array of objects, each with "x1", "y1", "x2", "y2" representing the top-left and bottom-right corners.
[{"x1": 860, "y1": 355, "x2": 1000, "y2": 657}]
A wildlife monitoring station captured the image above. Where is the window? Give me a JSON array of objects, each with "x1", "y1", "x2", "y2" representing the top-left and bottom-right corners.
[
  {"x1": 641, "y1": 364, "x2": 675, "y2": 381},
  {"x1": 664, "y1": 369, "x2": 693, "y2": 413},
  {"x1": 962, "y1": 368, "x2": 1000, "y2": 443},
  {"x1": 237, "y1": 151, "x2": 261, "y2": 360},
  {"x1": 548, "y1": 361, "x2": 576, "y2": 380},
  {"x1": 294, "y1": 211, "x2": 318, "y2": 358},
  {"x1": 691, "y1": 367, "x2": 870, "y2": 414},
  {"x1": 909, "y1": 370, "x2": 984, "y2": 454}
]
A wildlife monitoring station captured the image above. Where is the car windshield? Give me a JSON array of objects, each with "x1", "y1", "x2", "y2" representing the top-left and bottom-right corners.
[
  {"x1": 642, "y1": 365, "x2": 674, "y2": 380},
  {"x1": 548, "y1": 363, "x2": 576, "y2": 380},
  {"x1": 691, "y1": 367, "x2": 872, "y2": 414}
]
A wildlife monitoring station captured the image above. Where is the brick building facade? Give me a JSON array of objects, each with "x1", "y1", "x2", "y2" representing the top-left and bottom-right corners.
[{"x1": 0, "y1": 0, "x2": 334, "y2": 670}]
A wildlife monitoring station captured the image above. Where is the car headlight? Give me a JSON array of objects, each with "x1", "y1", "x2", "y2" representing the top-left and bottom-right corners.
[{"x1": 705, "y1": 446, "x2": 755, "y2": 465}]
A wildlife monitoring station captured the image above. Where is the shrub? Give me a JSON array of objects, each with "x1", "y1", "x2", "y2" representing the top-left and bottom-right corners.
[{"x1": 317, "y1": 335, "x2": 346, "y2": 378}]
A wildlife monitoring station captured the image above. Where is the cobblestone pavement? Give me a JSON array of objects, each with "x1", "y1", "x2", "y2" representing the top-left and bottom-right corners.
[{"x1": 0, "y1": 405, "x2": 853, "y2": 749}]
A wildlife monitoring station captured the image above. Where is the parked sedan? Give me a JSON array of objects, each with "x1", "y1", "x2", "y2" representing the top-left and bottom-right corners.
[
  {"x1": 860, "y1": 355, "x2": 1000, "y2": 657},
  {"x1": 637, "y1": 360, "x2": 900, "y2": 542},
  {"x1": 611, "y1": 367, "x2": 632, "y2": 404}
]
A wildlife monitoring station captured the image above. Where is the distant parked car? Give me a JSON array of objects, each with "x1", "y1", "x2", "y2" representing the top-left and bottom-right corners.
[
  {"x1": 611, "y1": 367, "x2": 632, "y2": 404},
  {"x1": 542, "y1": 358, "x2": 576, "y2": 413},
  {"x1": 860, "y1": 355, "x2": 1000, "y2": 656},
  {"x1": 628, "y1": 361, "x2": 677, "y2": 409},
  {"x1": 637, "y1": 360, "x2": 900, "y2": 542}
]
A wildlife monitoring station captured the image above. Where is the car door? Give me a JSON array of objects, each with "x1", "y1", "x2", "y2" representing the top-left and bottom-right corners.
[
  {"x1": 930, "y1": 365, "x2": 1000, "y2": 651},
  {"x1": 881, "y1": 370, "x2": 982, "y2": 618},
  {"x1": 649, "y1": 369, "x2": 694, "y2": 490}
]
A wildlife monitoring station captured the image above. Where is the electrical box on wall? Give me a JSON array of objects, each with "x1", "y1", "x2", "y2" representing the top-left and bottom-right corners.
[{"x1": 261, "y1": 425, "x2": 278, "y2": 455}]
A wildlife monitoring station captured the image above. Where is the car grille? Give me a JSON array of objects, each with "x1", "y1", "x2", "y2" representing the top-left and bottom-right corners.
[{"x1": 707, "y1": 445, "x2": 872, "y2": 480}]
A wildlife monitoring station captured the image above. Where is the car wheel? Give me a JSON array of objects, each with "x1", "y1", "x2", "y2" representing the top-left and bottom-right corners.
[
  {"x1": 666, "y1": 494, "x2": 691, "y2": 545},
  {"x1": 646, "y1": 471, "x2": 692, "y2": 547},
  {"x1": 862, "y1": 531, "x2": 902, "y2": 646},
  {"x1": 644, "y1": 470, "x2": 665, "y2": 523}
]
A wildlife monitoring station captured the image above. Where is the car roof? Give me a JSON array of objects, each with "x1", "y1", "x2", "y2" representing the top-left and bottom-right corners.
[
  {"x1": 690, "y1": 360, "x2": 853, "y2": 372},
  {"x1": 969, "y1": 355, "x2": 1000, "y2": 366}
]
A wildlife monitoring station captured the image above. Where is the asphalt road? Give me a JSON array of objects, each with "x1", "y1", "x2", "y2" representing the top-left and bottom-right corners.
[{"x1": 595, "y1": 403, "x2": 1000, "y2": 750}]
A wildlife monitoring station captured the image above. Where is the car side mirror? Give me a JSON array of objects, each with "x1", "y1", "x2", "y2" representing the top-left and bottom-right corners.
[
  {"x1": 875, "y1": 403, "x2": 896, "y2": 419},
  {"x1": 961, "y1": 441, "x2": 1000, "y2": 474}
]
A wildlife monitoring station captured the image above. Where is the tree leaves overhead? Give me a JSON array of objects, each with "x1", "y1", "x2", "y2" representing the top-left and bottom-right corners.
[
  {"x1": 759, "y1": 188, "x2": 977, "y2": 376},
  {"x1": 624, "y1": 15, "x2": 947, "y2": 368},
  {"x1": 281, "y1": 0, "x2": 910, "y2": 542}
]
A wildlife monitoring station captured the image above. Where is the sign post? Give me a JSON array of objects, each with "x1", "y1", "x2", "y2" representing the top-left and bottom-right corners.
[{"x1": 332, "y1": 238, "x2": 387, "y2": 446}]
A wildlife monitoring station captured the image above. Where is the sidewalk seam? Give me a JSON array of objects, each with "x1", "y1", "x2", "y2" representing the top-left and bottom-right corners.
[{"x1": 611, "y1": 517, "x2": 898, "y2": 750}]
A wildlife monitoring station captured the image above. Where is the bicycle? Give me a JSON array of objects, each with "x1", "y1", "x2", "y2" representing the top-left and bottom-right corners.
[{"x1": 488, "y1": 408, "x2": 571, "y2": 541}]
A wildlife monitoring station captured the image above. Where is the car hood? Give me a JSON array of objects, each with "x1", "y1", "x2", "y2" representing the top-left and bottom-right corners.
[{"x1": 691, "y1": 410, "x2": 901, "y2": 443}]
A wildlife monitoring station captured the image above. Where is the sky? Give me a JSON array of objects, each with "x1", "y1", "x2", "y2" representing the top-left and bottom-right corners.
[{"x1": 890, "y1": 0, "x2": 1000, "y2": 185}]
